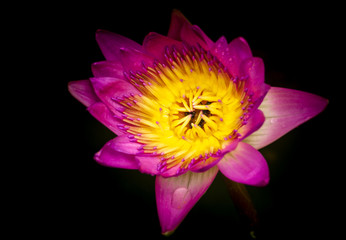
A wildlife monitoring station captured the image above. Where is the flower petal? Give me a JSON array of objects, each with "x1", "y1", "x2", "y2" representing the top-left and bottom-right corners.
[
  {"x1": 68, "y1": 80, "x2": 99, "y2": 107},
  {"x1": 91, "y1": 61, "x2": 124, "y2": 79},
  {"x1": 167, "y1": 9, "x2": 191, "y2": 40},
  {"x1": 119, "y1": 47, "x2": 155, "y2": 72},
  {"x1": 89, "y1": 77, "x2": 140, "y2": 115},
  {"x1": 244, "y1": 87, "x2": 328, "y2": 149},
  {"x1": 241, "y1": 57, "x2": 270, "y2": 103},
  {"x1": 135, "y1": 155, "x2": 160, "y2": 176},
  {"x1": 96, "y1": 29, "x2": 145, "y2": 61},
  {"x1": 226, "y1": 37, "x2": 253, "y2": 77},
  {"x1": 218, "y1": 142, "x2": 269, "y2": 186},
  {"x1": 155, "y1": 166, "x2": 218, "y2": 235},
  {"x1": 142, "y1": 32, "x2": 182, "y2": 60},
  {"x1": 180, "y1": 24, "x2": 214, "y2": 50},
  {"x1": 87, "y1": 102, "x2": 123, "y2": 136},
  {"x1": 94, "y1": 136, "x2": 140, "y2": 169},
  {"x1": 238, "y1": 109, "x2": 265, "y2": 140}
]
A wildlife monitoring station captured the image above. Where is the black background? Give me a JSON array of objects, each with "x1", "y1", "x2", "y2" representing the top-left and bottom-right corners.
[{"x1": 14, "y1": 1, "x2": 342, "y2": 239}]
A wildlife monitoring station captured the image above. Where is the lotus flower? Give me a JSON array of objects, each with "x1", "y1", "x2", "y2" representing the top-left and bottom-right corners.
[{"x1": 68, "y1": 10, "x2": 328, "y2": 235}]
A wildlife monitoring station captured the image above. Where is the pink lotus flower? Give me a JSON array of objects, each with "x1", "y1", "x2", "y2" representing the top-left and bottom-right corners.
[{"x1": 68, "y1": 10, "x2": 328, "y2": 235}]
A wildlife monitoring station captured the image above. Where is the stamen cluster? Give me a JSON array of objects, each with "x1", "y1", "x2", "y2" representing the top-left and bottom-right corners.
[{"x1": 116, "y1": 44, "x2": 254, "y2": 175}]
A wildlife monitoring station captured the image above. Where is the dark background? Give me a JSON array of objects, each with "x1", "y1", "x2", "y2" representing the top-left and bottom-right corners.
[{"x1": 16, "y1": 1, "x2": 342, "y2": 239}]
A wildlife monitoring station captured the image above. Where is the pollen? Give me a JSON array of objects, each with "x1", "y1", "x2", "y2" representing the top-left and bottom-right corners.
[{"x1": 117, "y1": 44, "x2": 253, "y2": 175}]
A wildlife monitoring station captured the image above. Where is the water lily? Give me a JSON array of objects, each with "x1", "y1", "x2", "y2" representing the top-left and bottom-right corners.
[{"x1": 68, "y1": 10, "x2": 328, "y2": 235}]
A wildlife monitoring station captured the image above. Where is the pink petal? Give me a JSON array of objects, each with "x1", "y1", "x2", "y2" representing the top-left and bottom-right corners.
[
  {"x1": 217, "y1": 142, "x2": 269, "y2": 186},
  {"x1": 89, "y1": 77, "x2": 140, "y2": 115},
  {"x1": 68, "y1": 80, "x2": 99, "y2": 107},
  {"x1": 96, "y1": 29, "x2": 145, "y2": 61},
  {"x1": 91, "y1": 61, "x2": 124, "y2": 79},
  {"x1": 226, "y1": 37, "x2": 253, "y2": 77},
  {"x1": 94, "y1": 136, "x2": 140, "y2": 169},
  {"x1": 119, "y1": 47, "x2": 155, "y2": 72},
  {"x1": 244, "y1": 87, "x2": 328, "y2": 149},
  {"x1": 155, "y1": 166, "x2": 218, "y2": 235},
  {"x1": 167, "y1": 9, "x2": 191, "y2": 40},
  {"x1": 238, "y1": 109, "x2": 265, "y2": 140},
  {"x1": 212, "y1": 36, "x2": 229, "y2": 62},
  {"x1": 142, "y1": 32, "x2": 182, "y2": 60},
  {"x1": 87, "y1": 102, "x2": 123, "y2": 136},
  {"x1": 241, "y1": 57, "x2": 270, "y2": 103},
  {"x1": 135, "y1": 155, "x2": 160, "y2": 176}
]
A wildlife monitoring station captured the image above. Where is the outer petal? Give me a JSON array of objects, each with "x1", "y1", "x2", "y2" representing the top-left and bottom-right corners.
[
  {"x1": 91, "y1": 61, "x2": 124, "y2": 79},
  {"x1": 96, "y1": 29, "x2": 145, "y2": 61},
  {"x1": 156, "y1": 166, "x2": 218, "y2": 235},
  {"x1": 244, "y1": 87, "x2": 328, "y2": 149},
  {"x1": 89, "y1": 77, "x2": 140, "y2": 115},
  {"x1": 94, "y1": 136, "x2": 140, "y2": 169},
  {"x1": 68, "y1": 80, "x2": 99, "y2": 107},
  {"x1": 218, "y1": 142, "x2": 269, "y2": 186},
  {"x1": 87, "y1": 102, "x2": 123, "y2": 136}
]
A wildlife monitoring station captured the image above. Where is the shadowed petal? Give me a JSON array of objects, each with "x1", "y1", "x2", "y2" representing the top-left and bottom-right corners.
[
  {"x1": 119, "y1": 47, "x2": 155, "y2": 72},
  {"x1": 167, "y1": 9, "x2": 191, "y2": 40},
  {"x1": 218, "y1": 142, "x2": 269, "y2": 186},
  {"x1": 87, "y1": 102, "x2": 123, "y2": 136},
  {"x1": 142, "y1": 32, "x2": 182, "y2": 60},
  {"x1": 180, "y1": 24, "x2": 214, "y2": 50},
  {"x1": 156, "y1": 166, "x2": 218, "y2": 235},
  {"x1": 68, "y1": 80, "x2": 99, "y2": 107},
  {"x1": 96, "y1": 29, "x2": 145, "y2": 61},
  {"x1": 94, "y1": 136, "x2": 140, "y2": 169},
  {"x1": 91, "y1": 61, "x2": 124, "y2": 79},
  {"x1": 244, "y1": 87, "x2": 328, "y2": 149}
]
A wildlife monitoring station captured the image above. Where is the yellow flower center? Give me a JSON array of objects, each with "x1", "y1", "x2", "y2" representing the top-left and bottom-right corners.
[{"x1": 119, "y1": 45, "x2": 252, "y2": 174}]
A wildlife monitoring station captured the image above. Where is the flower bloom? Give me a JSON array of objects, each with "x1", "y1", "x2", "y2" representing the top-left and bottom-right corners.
[{"x1": 68, "y1": 10, "x2": 328, "y2": 235}]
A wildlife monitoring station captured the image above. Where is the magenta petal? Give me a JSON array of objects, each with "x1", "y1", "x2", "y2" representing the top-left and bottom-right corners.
[
  {"x1": 244, "y1": 87, "x2": 328, "y2": 149},
  {"x1": 89, "y1": 77, "x2": 140, "y2": 114},
  {"x1": 218, "y1": 142, "x2": 269, "y2": 186},
  {"x1": 94, "y1": 136, "x2": 140, "y2": 169},
  {"x1": 155, "y1": 166, "x2": 218, "y2": 234},
  {"x1": 96, "y1": 29, "x2": 145, "y2": 61},
  {"x1": 239, "y1": 109, "x2": 265, "y2": 140},
  {"x1": 68, "y1": 80, "x2": 99, "y2": 107},
  {"x1": 87, "y1": 102, "x2": 123, "y2": 136},
  {"x1": 91, "y1": 61, "x2": 124, "y2": 79},
  {"x1": 142, "y1": 32, "x2": 183, "y2": 60}
]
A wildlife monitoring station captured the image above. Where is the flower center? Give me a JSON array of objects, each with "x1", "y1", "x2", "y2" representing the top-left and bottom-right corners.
[{"x1": 117, "y1": 44, "x2": 253, "y2": 175}]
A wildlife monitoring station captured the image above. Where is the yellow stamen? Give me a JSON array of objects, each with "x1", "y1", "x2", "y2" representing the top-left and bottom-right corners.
[{"x1": 119, "y1": 45, "x2": 253, "y2": 175}]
